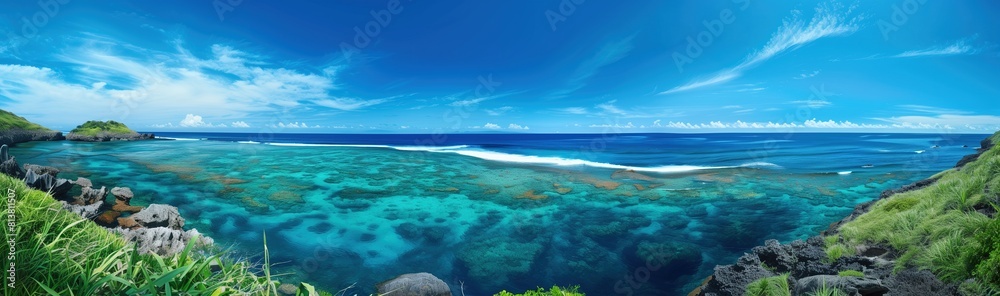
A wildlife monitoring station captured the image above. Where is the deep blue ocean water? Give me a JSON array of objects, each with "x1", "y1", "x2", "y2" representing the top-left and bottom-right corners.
[{"x1": 9, "y1": 132, "x2": 985, "y2": 295}]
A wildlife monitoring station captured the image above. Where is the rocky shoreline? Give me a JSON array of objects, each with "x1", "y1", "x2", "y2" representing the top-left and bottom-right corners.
[
  {"x1": 66, "y1": 131, "x2": 155, "y2": 142},
  {"x1": 0, "y1": 129, "x2": 65, "y2": 146},
  {"x1": 690, "y1": 137, "x2": 998, "y2": 296},
  {"x1": 0, "y1": 144, "x2": 211, "y2": 256}
]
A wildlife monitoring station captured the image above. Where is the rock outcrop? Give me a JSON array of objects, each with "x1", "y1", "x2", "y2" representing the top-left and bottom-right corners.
[
  {"x1": 955, "y1": 137, "x2": 995, "y2": 169},
  {"x1": 0, "y1": 129, "x2": 65, "y2": 146},
  {"x1": 130, "y1": 204, "x2": 184, "y2": 229},
  {"x1": 66, "y1": 132, "x2": 155, "y2": 142},
  {"x1": 691, "y1": 237, "x2": 953, "y2": 296},
  {"x1": 0, "y1": 144, "x2": 212, "y2": 257},
  {"x1": 376, "y1": 272, "x2": 452, "y2": 296},
  {"x1": 111, "y1": 227, "x2": 214, "y2": 256}
]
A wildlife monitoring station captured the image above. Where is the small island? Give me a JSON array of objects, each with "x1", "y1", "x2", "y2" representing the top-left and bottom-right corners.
[
  {"x1": 66, "y1": 120, "x2": 155, "y2": 142},
  {"x1": 0, "y1": 109, "x2": 65, "y2": 146}
]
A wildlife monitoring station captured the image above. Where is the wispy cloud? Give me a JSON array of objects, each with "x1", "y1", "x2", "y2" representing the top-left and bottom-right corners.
[
  {"x1": 660, "y1": 5, "x2": 860, "y2": 95},
  {"x1": 547, "y1": 35, "x2": 635, "y2": 99},
  {"x1": 449, "y1": 97, "x2": 489, "y2": 107},
  {"x1": 898, "y1": 104, "x2": 970, "y2": 115},
  {"x1": 794, "y1": 70, "x2": 820, "y2": 79},
  {"x1": 596, "y1": 100, "x2": 627, "y2": 116},
  {"x1": 733, "y1": 108, "x2": 756, "y2": 114},
  {"x1": 554, "y1": 107, "x2": 589, "y2": 115},
  {"x1": 873, "y1": 114, "x2": 1000, "y2": 130},
  {"x1": 790, "y1": 100, "x2": 832, "y2": 108},
  {"x1": 486, "y1": 106, "x2": 514, "y2": 116},
  {"x1": 893, "y1": 38, "x2": 979, "y2": 58},
  {"x1": 315, "y1": 97, "x2": 388, "y2": 110}
]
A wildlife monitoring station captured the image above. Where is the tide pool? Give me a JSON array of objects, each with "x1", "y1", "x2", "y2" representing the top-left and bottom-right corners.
[{"x1": 9, "y1": 132, "x2": 982, "y2": 295}]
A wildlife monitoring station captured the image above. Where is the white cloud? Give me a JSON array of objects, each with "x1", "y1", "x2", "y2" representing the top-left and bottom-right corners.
[
  {"x1": 177, "y1": 114, "x2": 227, "y2": 128},
  {"x1": 268, "y1": 122, "x2": 320, "y2": 128},
  {"x1": 555, "y1": 107, "x2": 588, "y2": 115},
  {"x1": 449, "y1": 97, "x2": 489, "y2": 107},
  {"x1": 596, "y1": 100, "x2": 627, "y2": 116},
  {"x1": 508, "y1": 123, "x2": 529, "y2": 130},
  {"x1": 794, "y1": 70, "x2": 820, "y2": 79},
  {"x1": 874, "y1": 114, "x2": 1000, "y2": 129},
  {"x1": 486, "y1": 106, "x2": 514, "y2": 116},
  {"x1": 722, "y1": 105, "x2": 742, "y2": 109},
  {"x1": 314, "y1": 97, "x2": 388, "y2": 111},
  {"x1": 589, "y1": 122, "x2": 635, "y2": 129},
  {"x1": 482, "y1": 123, "x2": 501, "y2": 129},
  {"x1": 894, "y1": 38, "x2": 978, "y2": 58},
  {"x1": 0, "y1": 37, "x2": 348, "y2": 128},
  {"x1": 898, "y1": 104, "x2": 970, "y2": 115},
  {"x1": 231, "y1": 121, "x2": 250, "y2": 128},
  {"x1": 733, "y1": 108, "x2": 756, "y2": 114},
  {"x1": 661, "y1": 5, "x2": 859, "y2": 94}
]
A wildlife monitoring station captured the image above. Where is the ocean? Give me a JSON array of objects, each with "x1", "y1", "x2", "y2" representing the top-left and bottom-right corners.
[{"x1": 8, "y1": 132, "x2": 984, "y2": 295}]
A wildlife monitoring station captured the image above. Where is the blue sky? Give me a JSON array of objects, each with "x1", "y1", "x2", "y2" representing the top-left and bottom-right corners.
[{"x1": 1, "y1": 0, "x2": 998, "y2": 133}]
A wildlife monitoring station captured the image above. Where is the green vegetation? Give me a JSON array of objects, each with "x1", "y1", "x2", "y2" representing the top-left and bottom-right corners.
[
  {"x1": 0, "y1": 109, "x2": 52, "y2": 131},
  {"x1": 808, "y1": 280, "x2": 846, "y2": 296},
  {"x1": 824, "y1": 244, "x2": 854, "y2": 264},
  {"x1": 830, "y1": 130, "x2": 1000, "y2": 293},
  {"x1": 494, "y1": 285, "x2": 585, "y2": 296},
  {"x1": 745, "y1": 273, "x2": 791, "y2": 296},
  {"x1": 0, "y1": 173, "x2": 324, "y2": 295},
  {"x1": 837, "y1": 270, "x2": 864, "y2": 278},
  {"x1": 69, "y1": 120, "x2": 137, "y2": 136}
]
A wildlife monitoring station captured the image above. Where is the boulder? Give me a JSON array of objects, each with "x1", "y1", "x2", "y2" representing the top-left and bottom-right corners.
[
  {"x1": 23, "y1": 164, "x2": 60, "y2": 176},
  {"x1": 72, "y1": 177, "x2": 93, "y2": 188},
  {"x1": 23, "y1": 169, "x2": 73, "y2": 197},
  {"x1": 376, "y1": 272, "x2": 452, "y2": 296},
  {"x1": 795, "y1": 275, "x2": 889, "y2": 296},
  {"x1": 110, "y1": 187, "x2": 142, "y2": 214},
  {"x1": 61, "y1": 201, "x2": 104, "y2": 219},
  {"x1": 0, "y1": 145, "x2": 23, "y2": 178},
  {"x1": 130, "y1": 204, "x2": 184, "y2": 230},
  {"x1": 77, "y1": 186, "x2": 108, "y2": 206},
  {"x1": 111, "y1": 227, "x2": 213, "y2": 256}
]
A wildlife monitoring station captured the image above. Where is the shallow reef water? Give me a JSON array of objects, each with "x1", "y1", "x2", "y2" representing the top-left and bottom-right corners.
[{"x1": 10, "y1": 133, "x2": 983, "y2": 295}]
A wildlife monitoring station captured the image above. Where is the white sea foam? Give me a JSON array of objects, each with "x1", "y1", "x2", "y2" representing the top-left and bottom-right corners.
[
  {"x1": 157, "y1": 136, "x2": 200, "y2": 141},
  {"x1": 838, "y1": 171, "x2": 853, "y2": 175},
  {"x1": 915, "y1": 150, "x2": 926, "y2": 154},
  {"x1": 264, "y1": 143, "x2": 770, "y2": 174},
  {"x1": 738, "y1": 162, "x2": 784, "y2": 169},
  {"x1": 237, "y1": 141, "x2": 261, "y2": 144}
]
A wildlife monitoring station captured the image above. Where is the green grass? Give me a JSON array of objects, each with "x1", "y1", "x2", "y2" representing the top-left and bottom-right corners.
[
  {"x1": 0, "y1": 173, "x2": 326, "y2": 295},
  {"x1": 808, "y1": 280, "x2": 847, "y2": 296},
  {"x1": 824, "y1": 244, "x2": 855, "y2": 264},
  {"x1": 494, "y1": 285, "x2": 585, "y2": 296},
  {"x1": 0, "y1": 109, "x2": 52, "y2": 131},
  {"x1": 745, "y1": 273, "x2": 791, "y2": 296},
  {"x1": 837, "y1": 270, "x2": 864, "y2": 278},
  {"x1": 830, "y1": 130, "x2": 1000, "y2": 290},
  {"x1": 69, "y1": 120, "x2": 138, "y2": 136}
]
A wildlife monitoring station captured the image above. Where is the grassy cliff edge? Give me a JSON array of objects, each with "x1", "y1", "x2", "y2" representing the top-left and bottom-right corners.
[{"x1": 0, "y1": 109, "x2": 64, "y2": 145}]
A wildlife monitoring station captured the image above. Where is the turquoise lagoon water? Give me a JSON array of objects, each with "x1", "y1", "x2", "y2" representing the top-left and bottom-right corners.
[{"x1": 9, "y1": 132, "x2": 984, "y2": 295}]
